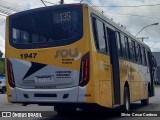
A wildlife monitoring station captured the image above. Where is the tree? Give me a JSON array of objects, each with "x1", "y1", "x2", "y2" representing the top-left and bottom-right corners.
[{"x1": 0, "y1": 50, "x2": 3, "y2": 58}]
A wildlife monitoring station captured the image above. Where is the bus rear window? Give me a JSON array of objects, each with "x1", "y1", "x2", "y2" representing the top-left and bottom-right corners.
[{"x1": 9, "y1": 5, "x2": 83, "y2": 49}]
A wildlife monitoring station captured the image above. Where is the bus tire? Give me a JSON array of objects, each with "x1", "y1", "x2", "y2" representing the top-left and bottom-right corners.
[
  {"x1": 56, "y1": 110, "x2": 67, "y2": 115},
  {"x1": 55, "y1": 107, "x2": 76, "y2": 115},
  {"x1": 141, "y1": 90, "x2": 149, "y2": 106},
  {"x1": 1, "y1": 87, "x2": 6, "y2": 94},
  {"x1": 123, "y1": 87, "x2": 130, "y2": 112}
]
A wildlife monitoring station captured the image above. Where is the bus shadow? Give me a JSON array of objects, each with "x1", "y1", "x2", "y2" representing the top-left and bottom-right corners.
[
  {"x1": 130, "y1": 102, "x2": 145, "y2": 111},
  {"x1": 37, "y1": 103, "x2": 156, "y2": 120},
  {"x1": 130, "y1": 102, "x2": 158, "y2": 111},
  {"x1": 39, "y1": 111, "x2": 120, "y2": 120}
]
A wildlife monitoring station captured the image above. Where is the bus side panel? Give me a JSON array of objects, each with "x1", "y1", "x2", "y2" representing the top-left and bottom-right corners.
[
  {"x1": 128, "y1": 62, "x2": 149, "y2": 103},
  {"x1": 84, "y1": 6, "x2": 98, "y2": 104},
  {"x1": 128, "y1": 62, "x2": 140, "y2": 102},
  {"x1": 86, "y1": 7, "x2": 113, "y2": 108},
  {"x1": 139, "y1": 65, "x2": 149, "y2": 100},
  {"x1": 97, "y1": 54, "x2": 112, "y2": 107},
  {"x1": 99, "y1": 80, "x2": 112, "y2": 107},
  {"x1": 87, "y1": 47, "x2": 113, "y2": 108},
  {"x1": 119, "y1": 59, "x2": 127, "y2": 105},
  {"x1": 86, "y1": 51, "x2": 98, "y2": 103}
]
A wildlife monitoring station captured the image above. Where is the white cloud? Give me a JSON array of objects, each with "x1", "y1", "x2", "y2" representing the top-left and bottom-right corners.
[
  {"x1": 0, "y1": 36, "x2": 5, "y2": 56},
  {"x1": 0, "y1": 19, "x2": 5, "y2": 56},
  {"x1": 87, "y1": 0, "x2": 160, "y2": 50}
]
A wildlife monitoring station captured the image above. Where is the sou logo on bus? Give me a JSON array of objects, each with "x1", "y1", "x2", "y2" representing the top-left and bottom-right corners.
[{"x1": 55, "y1": 48, "x2": 82, "y2": 61}]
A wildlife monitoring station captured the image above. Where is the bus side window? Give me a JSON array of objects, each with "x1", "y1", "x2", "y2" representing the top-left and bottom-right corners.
[
  {"x1": 139, "y1": 44, "x2": 143, "y2": 64},
  {"x1": 32, "y1": 34, "x2": 39, "y2": 43},
  {"x1": 120, "y1": 34, "x2": 126, "y2": 58},
  {"x1": 145, "y1": 49, "x2": 149, "y2": 66},
  {"x1": 125, "y1": 37, "x2": 130, "y2": 59},
  {"x1": 143, "y1": 47, "x2": 147, "y2": 65},
  {"x1": 152, "y1": 55, "x2": 157, "y2": 67},
  {"x1": 135, "y1": 43, "x2": 138, "y2": 62},
  {"x1": 92, "y1": 17, "x2": 99, "y2": 50},
  {"x1": 92, "y1": 17, "x2": 107, "y2": 53},
  {"x1": 116, "y1": 32, "x2": 122, "y2": 57},
  {"x1": 104, "y1": 27, "x2": 109, "y2": 53},
  {"x1": 128, "y1": 38, "x2": 133, "y2": 60},
  {"x1": 21, "y1": 30, "x2": 30, "y2": 44},
  {"x1": 141, "y1": 46, "x2": 145, "y2": 65},
  {"x1": 131, "y1": 40, "x2": 136, "y2": 62},
  {"x1": 39, "y1": 35, "x2": 47, "y2": 43},
  {"x1": 135, "y1": 43, "x2": 141, "y2": 64},
  {"x1": 13, "y1": 28, "x2": 21, "y2": 44}
]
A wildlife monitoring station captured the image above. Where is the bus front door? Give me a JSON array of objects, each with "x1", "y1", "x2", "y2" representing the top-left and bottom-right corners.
[
  {"x1": 107, "y1": 27, "x2": 121, "y2": 105},
  {"x1": 147, "y1": 51, "x2": 155, "y2": 96}
]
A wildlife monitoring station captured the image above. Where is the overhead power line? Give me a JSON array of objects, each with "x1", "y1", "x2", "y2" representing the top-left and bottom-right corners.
[
  {"x1": 43, "y1": 1, "x2": 56, "y2": 5},
  {"x1": 0, "y1": 19, "x2": 5, "y2": 24},
  {"x1": 107, "y1": 11, "x2": 160, "y2": 16},
  {"x1": 107, "y1": 11, "x2": 160, "y2": 20},
  {"x1": 80, "y1": 0, "x2": 83, "y2": 3},
  {"x1": 86, "y1": 0, "x2": 102, "y2": 13},
  {"x1": 0, "y1": 0, "x2": 23, "y2": 17},
  {"x1": 0, "y1": 13, "x2": 6, "y2": 17},
  {"x1": 0, "y1": 1, "x2": 23, "y2": 12},
  {"x1": 40, "y1": 0, "x2": 47, "y2": 6},
  {"x1": 0, "y1": 4, "x2": 20, "y2": 12},
  {"x1": 93, "y1": 3, "x2": 160, "y2": 8},
  {"x1": 0, "y1": 9, "x2": 10, "y2": 15},
  {"x1": 84, "y1": 1, "x2": 160, "y2": 21},
  {"x1": 40, "y1": 0, "x2": 56, "y2": 7}
]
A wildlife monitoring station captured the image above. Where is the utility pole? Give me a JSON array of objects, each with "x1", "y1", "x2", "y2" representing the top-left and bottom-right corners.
[
  {"x1": 137, "y1": 37, "x2": 148, "y2": 42},
  {"x1": 60, "y1": 0, "x2": 64, "y2": 4}
]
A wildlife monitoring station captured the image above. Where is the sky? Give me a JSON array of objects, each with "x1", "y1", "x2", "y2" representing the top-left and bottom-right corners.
[{"x1": 1, "y1": 0, "x2": 160, "y2": 56}]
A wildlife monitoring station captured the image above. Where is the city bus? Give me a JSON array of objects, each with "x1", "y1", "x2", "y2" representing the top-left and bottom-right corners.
[{"x1": 5, "y1": 3, "x2": 156, "y2": 112}]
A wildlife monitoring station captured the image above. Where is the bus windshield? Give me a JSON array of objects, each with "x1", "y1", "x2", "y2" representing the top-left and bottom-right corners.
[{"x1": 9, "y1": 5, "x2": 83, "y2": 49}]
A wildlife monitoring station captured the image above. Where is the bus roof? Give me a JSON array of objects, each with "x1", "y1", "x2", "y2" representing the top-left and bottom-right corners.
[
  {"x1": 8, "y1": 3, "x2": 150, "y2": 50},
  {"x1": 86, "y1": 4, "x2": 150, "y2": 49}
]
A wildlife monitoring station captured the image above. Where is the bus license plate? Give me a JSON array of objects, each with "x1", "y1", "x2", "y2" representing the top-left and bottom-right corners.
[{"x1": 35, "y1": 75, "x2": 54, "y2": 83}]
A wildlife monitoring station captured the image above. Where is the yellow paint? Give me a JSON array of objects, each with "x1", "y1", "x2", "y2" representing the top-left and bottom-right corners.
[
  {"x1": 5, "y1": 4, "x2": 149, "y2": 108},
  {"x1": 100, "y1": 81, "x2": 112, "y2": 107}
]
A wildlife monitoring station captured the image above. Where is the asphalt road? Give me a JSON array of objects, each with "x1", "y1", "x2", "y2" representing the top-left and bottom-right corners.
[{"x1": 0, "y1": 88, "x2": 160, "y2": 120}]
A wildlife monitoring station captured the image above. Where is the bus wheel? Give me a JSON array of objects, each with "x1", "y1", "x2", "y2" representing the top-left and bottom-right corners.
[
  {"x1": 1, "y1": 87, "x2": 6, "y2": 94},
  {"x1": 55, "y1": 107, "x2": 76, "y2": 115},
  {"x1": 141, "y1": 90, "x2": 149, "y2": 105},
  {"x1": 56, "y1": 110, "x2": 67, "y2": 115},
  {"x1": 123, "y1": 87, "x2": 130, "y2": 112}
]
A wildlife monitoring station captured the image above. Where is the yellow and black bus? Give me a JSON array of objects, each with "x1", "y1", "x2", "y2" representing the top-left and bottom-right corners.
[{"x1": 5, "y1": 3, "x2": 156, "y2": 112}]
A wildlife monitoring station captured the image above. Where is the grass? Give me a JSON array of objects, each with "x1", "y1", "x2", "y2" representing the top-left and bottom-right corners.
[{"x1": 0, "y1": 60, "x2": 5, "y2": 75}]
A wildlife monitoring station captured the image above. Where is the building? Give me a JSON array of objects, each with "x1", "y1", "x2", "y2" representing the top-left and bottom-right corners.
[{"x1": 152, "y1": 52, "x2": 160, "y2": 85}]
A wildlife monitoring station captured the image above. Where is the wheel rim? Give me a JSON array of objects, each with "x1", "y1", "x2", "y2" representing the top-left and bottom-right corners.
[{"x1": 125, "y1": 93, "x2": 129, "y2": 111}]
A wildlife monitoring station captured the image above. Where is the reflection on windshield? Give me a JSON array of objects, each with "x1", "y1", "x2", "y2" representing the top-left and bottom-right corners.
[{"x1": 12, "y1": 9, "x2": 80, "y2": 44}]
